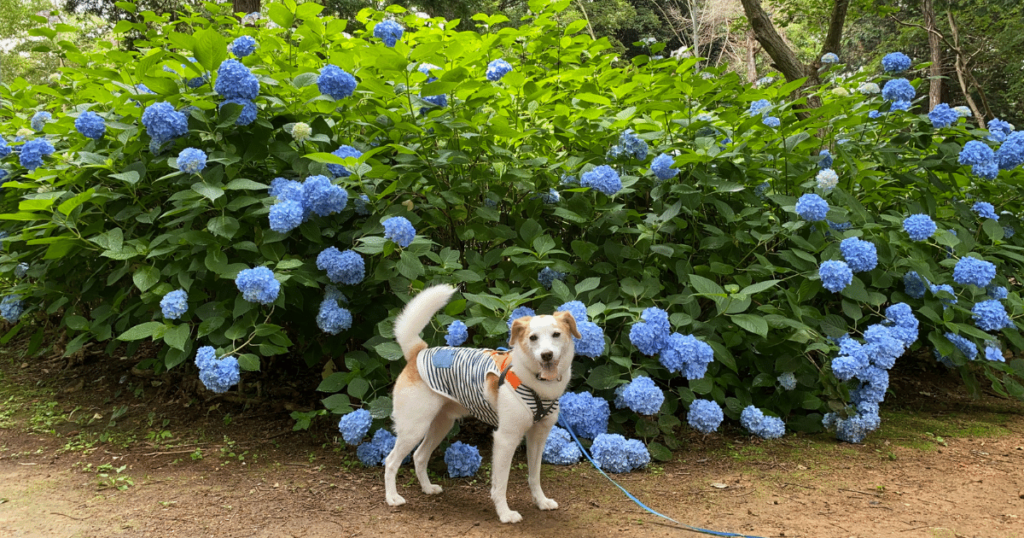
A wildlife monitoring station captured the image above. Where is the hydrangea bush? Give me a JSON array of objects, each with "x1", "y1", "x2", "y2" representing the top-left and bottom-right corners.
[{"x1": 1, "y1": 1, "x2": 1023, "y2": 463}]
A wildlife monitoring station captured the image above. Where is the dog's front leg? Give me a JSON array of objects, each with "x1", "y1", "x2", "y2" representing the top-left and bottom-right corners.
[
  {"x1": 525, "y1": 419, "x2": 558, "y2": 511},
  {"x1": 490, "y1": 426, "x2": 523, "y2": 523}
]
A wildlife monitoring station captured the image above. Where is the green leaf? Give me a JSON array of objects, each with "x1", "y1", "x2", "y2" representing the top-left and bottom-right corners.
[
  {"x1": 317, "y1": 372, "x2": 349, "y2": 392},
  {"x1": 117, "y1": 321, "x2": 165, "y2": 341},
  {"x1": 368, "y1": 396, "x2": 393, "y2": 419},
  {"x1": 192, "y1": 183, "x2": 225, "y2": 202},
  {"x1": 586, "y1": 364, "x2": 621, "y2": 390},
  {"x1": 575, "y1": 92, "x2": 611, "y2": 105},
  {"x1": 65, "y1": 315, "x2": 89, "y2": 331},
  {"x1": 738, "y1": 280, "x2": 780, "y2": 296},
  {"x1": 193, "y1": 28, "x2": 227, "y2": 73},
  {"x1": 575, "y1": 276, "x2": 601, "y2": 294},
  {"x1": 237, "y1": 354, "x2": 260, "y2": 371},
  {"x1": 163, "y1": 324, "x2": 189, "y2": 351},
  {"x1": 132, "y1": 266, "x2": 160, "y2": 292},
  {"x1": 267, "y1": 3, "x2": 294, "y2": 29},
  {"x1": 208, "y1": 216, "x2": 239, "y2": 239},
  {"x1": 689, "y1": 274, "x2": 725, "y2": 295},
  {"x1": 57, "y1": 189, "x2": 95, "y2": 216},
  {"x1": 348, "y1": 377, "x2": 369, "y2": 399},
  {"x1": 729, "y1": 314, "x2": 768, "y2": 338}
]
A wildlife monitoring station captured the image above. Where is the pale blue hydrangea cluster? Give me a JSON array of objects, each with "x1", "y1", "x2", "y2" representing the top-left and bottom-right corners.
[
  {"x1": 486, "y1": 58, "x2": 513, "y2": 81},
  {"x1": 0, "y1": 294, "x2": 25, "y2": 322},
  {"x1": 819, "y1": 260, "x2": 852, "y2": 293},
  {"x1": 628, "y1": 306, "x2": 670, "y2": 356},
  {"x1": 987, "y1": 119, "x2": 1014, "y2": 143},
  {"x1": 14, "y1": 262, "x2": 28, "y2": 278},
  {"x1": 840, "y1": 237, "x2": 877, "y2": 273},
  {"x1": 75, "y1": 111, "x2": 106, "y2": 139},
  {"x1": 904, "y1": 271, "x2": 926, "y2": 299},
  {"x1": 971, "y1": 300, "x2": 1013, "y2": 331},
  {"x1": 686, "y1": 399, "x2": 724, "y2": 433},
  {"x1": 581, "y1": 165, "x2": 622, "y2": 195},
  {"x1": 824, "y1": 401, "x2": 882, "y2": 443},
  {"x1": 317, "y1": 287, "x2": 353, "y2": 335},
  {"x1": 748, "y1": 99, "x2": 771, "y2": 116},
  {"x1": 338, "y1": 408, "x2": 372, "y2": 445},
  {"x1": 160, "y1": 289, "x2": 188, "y2": 319},
  {"x1": 880, "y1": 78, "x2": 914, "y2": 112},
  {"x1": 218, "y1": 98, "x2": 257, "y2": 125},
  {"x1": 328, "y1": 145, "x2": 362, "y2": 178},
  {"x1": 537, "y1": 266, "x2": 566, "y2": 289},
  {"x1": 650, "y1": 153, "x2": 678, "y2": 181},
  {"x1": 613, "y1": 376, "x2": 664, "y2": 415},
  {"x1": 229, "y1": 35, "x2": 257, "y2": 57},
  {"x1": 778, "y1": 372, "x2": 797, "y2": 390},
  {"x1": 316, "y1": 247, "x2": 365, "y2": 285},
  {"x1": 445, "y1": 320, "x2": 468, "y2": 346},
  {"x1": 18, "y1": 139, "x2": 54, "y2": 171},
  {"x1": 858, "y1": 82, "x2": 880, "y2": 95},
  {"x1": 607, "y1": 129, "x2": 648, "y2": 161},
  {"x1": 659, "y1": 332, "x2": 715, "y2": 379},
  {"x1": 177, "y1": 147, "x2": 207, "y2": 174},
  {"x1": 142, "y1": 102, "x2": 188, "y2": 145},
  {"x1": 972, "y1": 202, "x2": 998, "y2": 220},
  {"x1": 444, "y1": 441, "x2": 482, "y2": 477},
  {"x1": 194, "y1": 346, "x2": 241, "y2": 393},
  {"x1": 383, "y1": 216, "x2": 416, "y2": 247},
  {"x1": 0, "y1": 136, "x2": 10, "y2": 158},
  {"x1": 30, "y1": 111, "x2": 51, "y2": 131},
  {"x1": 374, "y1": 20, "x2": 404, "y2": 47},
  {"x1": 987, "y1": 284, "x2": 1009, "y2": 300},
  {"x1": 506, "y1": 305, "x2": 536, "y2": 331},
  {"x1": 417, "y1": 63, "x2": 448, "y2": 109},
  {"x1": 816, "y1": 168, "x2": 838, "y2": 190},
  {"x1": 235, "y1": 266, "x2": 280, "y2": 304},
  {"x1": 542, "y1": 426, "x2": 582, "y2": 465},
  {"x1": 953, "y1": 256, "x2": 996, "y2": 288},
  {"x1": 354, "y1": 194, "x2": 371, "y2": 216},
  {"x1": 268, "y1": 175, "x2": 349, "y2": 232},
  {"x1": 928, "y1": 103, "x2": 959, "y2": 128},
  {"x1": 795, "y1": 193, "x2": 829, "y2": 221},
  {"x1": 558, "y1": 391, "x2": 609, "y2": 439},
  {"x1": 318, "y1": 64, "x2": 357, "y2": 100},
  {"x1": 590, "y1": 433, "x2": 649, "y2": 473},
  {"x1": 762, "y1": 116, "x2": 781, "y2": 128},
  {"x1": 881, "y1": 52, "x2": 911, "y2": 73},
  {"x1": 996, "y1": 131, "x2": 1024, "y2": 171},
  {"x1": 557, "y1": 300, "x2": 605, "y2": 358},
  {"x1": 357, "y1": 428, "x2": 396, "y2": 466},
  {"x1": 821, "y1": 52, "x2": 839, "y2": 64},
  {"x1": 541, "y1": 188, "x2": 560, "y2": 204},
  {"x1": 902, "y1": 214, "x2": 937, "y2": 241},
  {"x1": 740, "y1": 406, "x2": 785, "y2": 439},
  {"x1": 930, "y1": 283, "x2": 956, "y2": 309},
  {"x1": 818, "y1": 149, "x2": 833, "y2": 169},
  {"x1": 215, "y1": 59, "x2": 260, "y2": 100},
  {"x1": 958, "y1": 140, "x2": 998, "y2": 180}
]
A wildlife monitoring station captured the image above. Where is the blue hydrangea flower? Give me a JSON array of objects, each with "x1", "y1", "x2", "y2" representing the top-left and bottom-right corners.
[
  {"x1": 959, "y1": 140, "x2": 995, "y2": 165},
  {"x1": 903, "y1": 214, "x2": 937, "y2": 241},
  {"x1": 795, "y1": 193, "x2": 829, "y2": 221},
  {"x1": 987, "y1": 119, "x2": 1014, "y2": 143},
  {"x1": 840, "y1": 237, "x2": 877, "y2": 273},
  {"x1": 268, "y1": 200, "x2": 304, "y2": 233},
  {"x1": 142, "y1": 102, "x2": 188, "y2": 143},
  {"x1": 357, "y1": 429, "x2": 396, "y2": 466},
  {"x1": 537, "y1": 267, "x2": 566, "y2": 289},
  {"x1": 591, "y1": 433, "x2": 648, "y2": 473},
  {"x1": 613, "y1": 376, "x2": 664, "y2": 415},
  {"x1": 890, "y1": 100, "x2": 911, "y2": 112},
  {"x1": 235, "y1": 266, "x2": 280, "y2": 304},
  {"x1": 997, "y1": 132, "x2": 1024, "y2": 170},
  {"x1": 821, "y1": 52, "x2": 839, "y2": 64},
  {"x1": 160, "y1": 289, "x2": 188, "y2": 319},
  {"x1": 218, "y1": 98, "x2": 257, "y2": 125},
  {"x1": 1005, "y1": 226, "x2": 1016, "y2": 239},
  {"x1": 270, "y1": 177, "x2": 303, "y2": 202},
  {"x1": 945, "y1": 332, "x2": 978, "y2": 360},
  {"x1": 317, "y1": 297, "x2": 353, "y2": 335},
  {"x1": 215, "y1": 59, "x2": 260, "y2": 100},
  {"x1": 819, "y1": 260, "x2": 853, "y2": 293},
  {"x1": 987, "y1": 285, "x2": 1008, "y2": 300},
  {"x1": 198, "y1": 355, "x2": 240, "y2": 393},
  {"x1": 953, "y1": 256, "x2": 996, "y2": 288},
  {"x1": 778, "y1": 372, "x2": 797, "y2": 390},
  {"x1": 328, "y1": 145, "x2": 362, "y2": 178},
  {"x1": 338, "y1": 409, "x2": 372, "y2": 445},
  {"x1": 543, "y1": 427, "x2": 582, "y2": 465},
  {"x1": 558, "y1": 392, "x2": 609, "y2": 439},
  {"x1": 30, "y1": 111, "x2": 51, "y2": 131},
  {"x1": 507, "y1": 305, "x2": 537, "y2": 331},
  {"x1": 554, "y1": 301, "x2": 586, "y2": 324},
  {"x1": 354, "y1": 194, "x2": 371, "y2": 216},
  {"x1": 816, "y1": 168, "x2": 838, "y2": 190},
  {"x1": 881, "y1": 52, "x2": 911, "y2": 73},
  {"x1": 541, "y1": 188, "x2": 560, "y2": 204},
  {"x1": 581, "y1": 165, "x2": 622, "y2": 196},
  {"x1": 229, "y1": 35, "x2": 257, "y2": 57},
  {"x1": 762, "y1": 116, "x2": 781, "y2": 128},
  {"x1": 374, "y1": 20, "x2": 404, "y2": 47},
  {"x1": 560, "y1": 174, "x2": 578, "y2": 186},
  {"x1": 14, "y1": 262, "x2": 28, "y2": 278},
  {"x1": 624, "y1": 438, "x2": 650, "y2": 471},
  {"x1": 18, "y1": 138, "x2": 54, "y2": 171},
  {"x1": 748, "y1": 99, "x2": 771, "y2": 116},
  {"x1": 617, "y1": 129, "x2": 648, "y2": 160},
  {"x1": 75, "y1": 111, "x2": 106, "y2": 139},
  {"x1": 972, "y1": 300, "x2": 1012, "y2": 332},
  {"x1": 834, "y1": 411, "x2": 880, "y2": 443},
  {"x1": 0, "y1": 294, "x2": 25, "y2": 322},
  {"x1": 195, "y1": 346, "x2": 217, "y2": 371},
  {"x1": 659, "y1": 333, "x2": 714, "y2": 379},
  {"x1": 383, "y1": 216, "x2": 416, "y2": 247},
  {"x1": 444, "y1": 441, "x2": 482, "y2": 477},
  {"x1": 818, "y1": 149, "x2": 833, "y2": 169},
  {"x1": 984, "y1": 343, "x2": 1005, "y2": 362},
  {"x1": 629, "y1": 307, "x2": 670, "y2": 357},
  {"x1": 930, "y1": 283, "x2": 957, "y2": 309},
  {"x1": 686, "y1": 399, "x2": 723, "y2": 433},
  {"x1": 904, "y1": 271, "x2": 926, "y2": 299},
  {"x1": 0, "y1": 136, "x2": 10, "y2": 159},
  {"x1": 302, "y1": 175, "x2": 348, "y2": 216},
  {"x1": 868, "y1": 110, "x2": 884, "y2": 119},
  {"x1": 316, "y1": 247, "x2": 365, "y2": 285},
  {"x1": 928, "y1": 103, "x2": 959, "y2": 128},
  {"x1": 177, "y1": 147, "x2": 207, "y2": 174},
  {"x1": 754, "y1": 181, "x2": 770, "y2": 199},
  {"x1": 740, "y1": 406, "x2": 785, "y2": 439},
  {"x1": 881, "y1": 78, "x2": 915, "y2": 102},
  {"x1": 486, "y1": 58, "x2": 513, "y2": 81},
  {"x1": 573, "y1": 320, "x2": 606, "y2": 358},
  {"x1": 446, "y1": 320, "x2": 468, "y2": 346},
  {"x1": 972, "y1": 202, "x2": 998, "y2": 220},
  {"x1": 650, "y1": 153, "x2": 678, "y2": 181}
]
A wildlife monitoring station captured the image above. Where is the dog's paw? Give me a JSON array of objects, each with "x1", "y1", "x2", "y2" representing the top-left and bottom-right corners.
[
  {"x1": 535, "y1": 497, "x2": 558, "y2": 511},
  {"x1": 422, "y1": 484, "x2": 443, "y2": 495},
  {"x1": 385, "y1": 493, "x2": 406, "y2": 507},
  {"x1": 498, "y1": 510, "x2": 523, "y2": 524}
]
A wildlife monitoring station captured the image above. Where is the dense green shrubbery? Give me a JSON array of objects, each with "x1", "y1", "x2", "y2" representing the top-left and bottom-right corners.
[{"x1": 2, "y1": 0, "x2": 1024, "y2": 452}]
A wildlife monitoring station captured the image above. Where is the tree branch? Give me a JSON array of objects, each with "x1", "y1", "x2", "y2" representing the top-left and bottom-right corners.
[
  {"x1": 738, "y1": 0, "x2": 809, "y2": 83},
  {"x1": 819, "y1": 0, "x2": 850, "y2": 57}
]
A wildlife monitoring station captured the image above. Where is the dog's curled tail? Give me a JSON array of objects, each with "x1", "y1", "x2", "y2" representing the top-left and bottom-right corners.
[{"x1": 394, "y1": 284, "x2": 457, "y2": 359}]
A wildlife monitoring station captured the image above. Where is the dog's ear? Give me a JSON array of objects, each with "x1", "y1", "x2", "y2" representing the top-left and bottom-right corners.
[
  {"x1": 554, "y1": 311, "x2": 582, "y2": 339},
  {"x1": 509, "y1": 317, "x2": 530, "y2": 347}
]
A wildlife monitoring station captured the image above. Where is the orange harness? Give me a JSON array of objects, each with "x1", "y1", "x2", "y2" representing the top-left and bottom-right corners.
[{"x1": 489, "y1": 350, "x2": 522, "y2": 389}]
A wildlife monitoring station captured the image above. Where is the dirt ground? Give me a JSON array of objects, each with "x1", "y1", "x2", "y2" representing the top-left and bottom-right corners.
[{"x1": 1, "y1": 347, "x2": 1023, "y2": 538}]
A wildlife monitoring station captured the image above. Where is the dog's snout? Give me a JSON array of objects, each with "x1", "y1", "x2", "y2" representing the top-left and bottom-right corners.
[{"x1": 541, "y1": 351, "x2": 554, "y2": 362}]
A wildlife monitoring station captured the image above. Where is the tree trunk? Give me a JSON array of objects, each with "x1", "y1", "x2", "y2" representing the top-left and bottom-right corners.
[
  {"x1": 820, "y1": 0, "x2": 851, "y2": 57},
  {"x1": 745, "y1": 30, "x2": 758, "y2": 83},
  {"x1": 922, "y1": 0, "x2": 942, "y2": 109},
  {"x1": 947, "y1": 11, "x2": 985, "y2": 127},
  {"x1": 233, "y1": 0, "x2": 260, "y2": 15},
  {"x1": 738, "y1": 0, "x2": 812, "y2": 85}
]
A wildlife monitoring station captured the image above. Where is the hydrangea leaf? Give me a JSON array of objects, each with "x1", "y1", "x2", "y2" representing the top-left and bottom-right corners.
[
  {"x1": 730, "y1": 314, "x2": 768, "y2": 338},
  {"x1": 163, "y1": 324, "x2": 189, "y2": 351},
  {"x1": 192, "y1": 29, "x2": 227, "y2": 72},
  {"x1": 116, "y1": 321, "x2": 165, "y2": 341}
]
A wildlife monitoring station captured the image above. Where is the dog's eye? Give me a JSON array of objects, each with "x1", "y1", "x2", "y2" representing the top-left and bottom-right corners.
[
  {"x1": 529, "y1": 335, "x2": 538, "y2": 341},
  {"x1": 552, "y1": 332, "x2": 561, "y2": 338}
]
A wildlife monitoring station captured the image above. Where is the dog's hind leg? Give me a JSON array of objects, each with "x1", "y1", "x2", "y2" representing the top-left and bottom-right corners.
[
  {"x1": 525, "y1": 419, "x2": 558, "y2": 511},
  {"x1": 412, "y1": 407, "x2": 457, "y2": 495},
  {"x1": 384, "y1": 385, "x2": 445, "y2": 507}
]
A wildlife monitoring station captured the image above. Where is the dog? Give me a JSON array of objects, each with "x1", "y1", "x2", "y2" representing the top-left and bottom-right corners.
[{"x1": 384, "y1": 284, "x2": 581, "y2": 523}]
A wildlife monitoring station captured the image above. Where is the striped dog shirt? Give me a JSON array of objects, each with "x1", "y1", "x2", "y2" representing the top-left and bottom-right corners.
[{"x1": 417, "y1": 346, "x2": 559, "y2": 427}]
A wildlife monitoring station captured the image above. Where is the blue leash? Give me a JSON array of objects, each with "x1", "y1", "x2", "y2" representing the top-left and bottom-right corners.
[{"x1": 558, "y1": 416, "x2": 767, "y2": 538}]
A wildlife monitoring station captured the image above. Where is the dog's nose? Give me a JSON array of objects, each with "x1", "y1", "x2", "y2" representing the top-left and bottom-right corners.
[{"x1": 541, "y1": 351, "x2": 553, "y2": 362}]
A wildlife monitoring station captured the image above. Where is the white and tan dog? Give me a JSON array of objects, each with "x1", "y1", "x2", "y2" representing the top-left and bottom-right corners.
[{"x1": 384, "y1": 284, "x2": 580, "y2": 523}]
